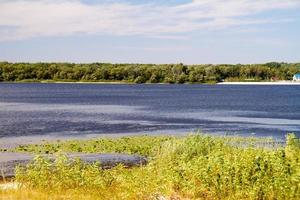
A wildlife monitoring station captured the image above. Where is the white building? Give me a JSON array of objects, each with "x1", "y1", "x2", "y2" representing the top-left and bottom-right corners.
[{"x1": 293, "y1": 74, "x2": 300, "y2": 81}]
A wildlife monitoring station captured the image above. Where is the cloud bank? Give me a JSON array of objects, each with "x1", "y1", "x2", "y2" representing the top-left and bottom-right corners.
[{"x1": 0, "y1": 0, "x2": 299, "y2": 41}]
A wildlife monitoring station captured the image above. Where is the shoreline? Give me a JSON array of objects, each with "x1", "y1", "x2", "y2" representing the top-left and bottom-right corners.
[
  {"x1": 45, "y1": 81, "x2": 130, "y2": 84},
  {"x1": 0, "y1": 131, "x2": 190, "y2": 149},
  {"x1": 218, "y1": 81, "x2": 300, "y2": 85},
  {"x1": 0, "y1": 81, "x2": 172, "y2": 85},
  {"x1": 1, "y1": 80, "x2": 300, "y2": 85},
  {"x1": 0, "y1": 131, "x2": 283, "y2": 150},
  {"x1": 0, "y1": 80, "x2": 211, "y2": 85}
]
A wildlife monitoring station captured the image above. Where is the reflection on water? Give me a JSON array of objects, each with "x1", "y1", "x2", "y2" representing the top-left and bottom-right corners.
[{"x1": 0, "y1": 83, "x2": 300, "y2": 140}]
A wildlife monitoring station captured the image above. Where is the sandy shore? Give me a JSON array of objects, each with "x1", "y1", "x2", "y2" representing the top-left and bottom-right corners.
[{"x1": 218, "y1": 81, "x2": 300, "y2": 85}]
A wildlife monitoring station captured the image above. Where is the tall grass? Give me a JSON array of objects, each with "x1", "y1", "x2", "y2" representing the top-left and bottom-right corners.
[{"x1": 1, "y1": 134, "x2": 300, "y2": 199}]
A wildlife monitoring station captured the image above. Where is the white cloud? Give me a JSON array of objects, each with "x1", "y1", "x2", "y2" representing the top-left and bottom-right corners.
[{"x1": 0, "y1": 0, "x2": 299, "y2": 41}]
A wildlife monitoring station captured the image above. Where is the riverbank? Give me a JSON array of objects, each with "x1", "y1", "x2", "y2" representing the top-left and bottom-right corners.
[
  {"x1": 1, "y1": 62, "x2": 300, "y2": 85},
  {"x1": 218, "y1": 81, "x2": 300, "y2": 85},
  {"x1": 3, "y1": 80, "x2": 300, "y2": 85},
  {"x1": 1, "y1": 134, "x2": 299, "y2": 199},
  {"x1": 0, "y1": 80, "x2": 133, "y2": 84},
  {"x1": 1, "y1": 80, "x2": 211, "y2": 84},
  {"x1": 0, "y1": 131, "x2": 190, "y2": 150}
]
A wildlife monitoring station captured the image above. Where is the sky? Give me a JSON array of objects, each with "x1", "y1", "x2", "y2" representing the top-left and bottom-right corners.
[{"x1": 0, "y1": 0, "x2": 300, "y2": 64}]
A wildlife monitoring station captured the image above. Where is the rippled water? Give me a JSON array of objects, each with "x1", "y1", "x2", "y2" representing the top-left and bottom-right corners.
[{"x1": 0, "y1": 83, "x2": 300, "y2": 140}]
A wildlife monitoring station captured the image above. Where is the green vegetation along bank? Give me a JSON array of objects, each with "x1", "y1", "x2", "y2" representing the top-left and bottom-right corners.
[
  {"x1": 1, "y1": 134, "x2": 299, "y2": 199},
  {"x1": 1, "y1": 62, "x2": 299, "y2": 84}
]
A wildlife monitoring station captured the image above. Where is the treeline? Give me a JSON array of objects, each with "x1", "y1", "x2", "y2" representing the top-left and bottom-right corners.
[{"x1": 0, "y1": 62, "x2": 299, "y2": 83}]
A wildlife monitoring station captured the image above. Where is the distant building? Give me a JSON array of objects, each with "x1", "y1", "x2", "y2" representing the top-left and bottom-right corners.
[{"x1": 293, "y1": 73, "x2": 300, "y2": 81}]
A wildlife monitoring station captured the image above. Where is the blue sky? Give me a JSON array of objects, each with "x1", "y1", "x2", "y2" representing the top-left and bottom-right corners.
[{"x1": 0, "y1": 0, "x2": 300, "y2": 64}]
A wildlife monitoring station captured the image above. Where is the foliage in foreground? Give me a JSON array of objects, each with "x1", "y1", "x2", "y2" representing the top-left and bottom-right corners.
[{"x1": 1, "y1": 134, "x2": 300, "y2": 199}]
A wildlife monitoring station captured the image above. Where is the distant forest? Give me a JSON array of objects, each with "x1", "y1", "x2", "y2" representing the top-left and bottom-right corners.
[{"x1": 0, "y1": 62, "x2": 299, "y2": 84}]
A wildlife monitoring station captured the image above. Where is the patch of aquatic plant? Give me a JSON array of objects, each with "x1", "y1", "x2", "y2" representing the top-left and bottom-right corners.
[
  {"x1": 12, "y1": 135, "x2": 174, "y2": 156},
  {"x1": 9, "y1": 134, "x2": 284, "y2": 155},
  {"x1": 5, "y1": 134, "x2": 299, "y2": 199}
]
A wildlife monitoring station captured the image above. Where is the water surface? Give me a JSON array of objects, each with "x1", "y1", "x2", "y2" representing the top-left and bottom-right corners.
[{"x1": 0, "y1": 83, "x2": 300, "y2": 142}]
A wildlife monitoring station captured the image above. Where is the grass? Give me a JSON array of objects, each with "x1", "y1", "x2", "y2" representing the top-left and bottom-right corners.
[
  {"x1": 10, "y1": 135, "x2": 174, "y2": 156},
  {"x1": 1, "y1": 133, "x2": 299, "y2": 199}
]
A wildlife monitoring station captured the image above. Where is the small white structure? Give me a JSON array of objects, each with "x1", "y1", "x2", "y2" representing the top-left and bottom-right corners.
[{"x1": 293, "y1": 74, "x2": 300, "y2": 82}]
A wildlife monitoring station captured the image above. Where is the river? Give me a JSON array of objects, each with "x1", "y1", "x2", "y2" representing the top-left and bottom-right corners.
[{"x1": 0, "y1": 83, "x2": 300, "y2": 144}]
